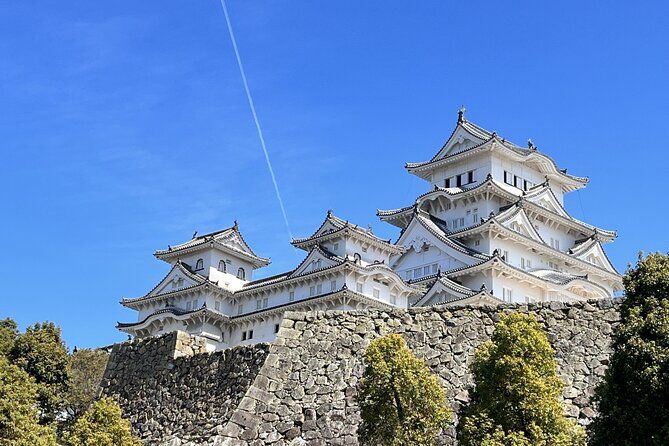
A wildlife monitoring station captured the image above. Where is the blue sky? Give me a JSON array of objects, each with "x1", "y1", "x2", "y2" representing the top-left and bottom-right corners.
[{"x1": 1, "y1": 1, "x2": 667, "y2": 348}]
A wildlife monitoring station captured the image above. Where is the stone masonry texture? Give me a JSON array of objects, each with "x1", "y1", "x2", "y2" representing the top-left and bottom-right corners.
[{"x1": 100, "y1": 299, "x2": 621, "y2": 445}]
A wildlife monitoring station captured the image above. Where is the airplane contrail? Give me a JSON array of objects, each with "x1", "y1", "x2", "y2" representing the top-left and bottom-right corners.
[{"x1": 218, "y1": 0, "x2": 294, "y2": 242}]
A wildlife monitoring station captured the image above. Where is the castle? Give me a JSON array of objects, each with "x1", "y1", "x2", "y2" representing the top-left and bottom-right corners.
[{"x1": 118, "y1": 110, "x2": 622, "y2": 350}]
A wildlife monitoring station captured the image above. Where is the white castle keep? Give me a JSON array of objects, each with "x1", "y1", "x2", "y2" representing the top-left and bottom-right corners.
[{"x1": 118, "y1": 110, "x2": 622, "y2": 350}]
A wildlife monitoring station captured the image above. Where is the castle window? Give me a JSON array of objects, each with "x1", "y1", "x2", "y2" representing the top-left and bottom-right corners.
[
  {"x1": 444, "y1": 178, "x2": 451, "y2": 188},
  {"x1": 256, "y1": 299, "x2": 262, "y2": 310},
  {"x1": 467, "y1": 170, "x2": 474, "y2": 183},
  {"x1": 333, "y1": 243, "x2": 339, "y2": 251},
  {"x1": 330, "y1": 280, "x2": 337, "y2": 291},
  {"x1": 248, "y1": 330, "x2": 253, "y2": 339},
  {"x1": 238, "y1": 304, "x2": 243, "y2": 315},
  {"x1": 504, "y1": 171, "x2": 512, "y2": 185},
  {"x1": 356, "y1": 283, "x2": 363, "y2": 292},
  {"x1": 195, "y1": 259, "x2": 204, "y2": 270},
  {"x1": 523, "y1": 179, "x2": 530, "y2": 191},
  {"x1": 316, "y1": 284, "x2": 323, "y2": 294},
  {"x1": 514, "y1": 175, "x2": 521, "y2": 188},
  {"x1": 373, "y1": 289, "x2": 380, "y2": 298},
  {"x1": 502, "y1": 287, "x2": 513, "y2": 302},
  {"x1": 503, "y1": 250, "x2": 509, "y2": 261},
  {"x1": 237, "y1": 268, "x2": 246, "y2": 280},
  {"x1": 353, "y1": 253, "x2": 361, "y2": 264},
  {"x1": 310, "y1": 286, "x2": 315, "y2": 296},
  {"x1": 456, "y1": 174, "x2": 463, "y2": 187},
  {"x1": 214, "y1": 301, "x2": 221, "y2": 311},
  {"x1": 423, "y1": 266, "x2": 430, "y2": 276},
  {"x1": 242, "y1": 332, "x2": 247, "y2": 341},
  {"x1": 405, "y1": 271, "x2": 411, "y2": 280},
  {"x1": 413, "y1": 268, "x2": 421, "y2": 279},
  {"x1": 289, "y1": 291, "x2": 295, "y2": 302},
  {"x1": 472, "y1": 208, "x2": 479, "y2": 223},
  {"x1": 316, "y1": 259, "x2": 322, "y2": 269},
  {"x1": 432, "y1": 264, "x2": 438, "y2": 274},
  {"x1": 218, "y1": 260, "x2": 227, "y2": 272},
  {"x1": 263, "y1": 298, "x2": 268, "y2": 308},
  {"x1": 390, "y1": 294, "x2": 397, "y2": 305},
  {"x1": 186, "y1": 301, "x2": 192, "y2": 310},
  {"x1": 274, "y1": 324, "x2": 280, "y2": 333}
]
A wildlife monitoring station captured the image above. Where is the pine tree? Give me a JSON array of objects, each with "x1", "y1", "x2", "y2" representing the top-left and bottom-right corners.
[
  {"x1": 356, "y1": 334, "x2": 451, "y2": 446},
  {"x1": 590, "y1": 252, "x2": 669, "y2": 445},
  {"x1": 457, "y1": 312, "x2": 585, "y2": 446},
  {"x1": 63, "y1": 397, "x2": 142, "y2": 446},
  {"x1": 65, "y1": 349, "x2": 110, "y2": 420}
]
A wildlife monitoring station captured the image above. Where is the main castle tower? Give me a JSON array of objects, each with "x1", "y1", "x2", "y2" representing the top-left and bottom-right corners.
[{"x1": 378, "y1": 109, "x2": 622, "y2": 306}]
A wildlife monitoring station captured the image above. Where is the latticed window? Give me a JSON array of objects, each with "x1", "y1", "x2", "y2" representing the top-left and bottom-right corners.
[
  {"x1": 237, "y1": 268, "x2": 246, "y2": 280},
  {"x1": 195, "y1": 258, "x2": 204, "y2": 270}
]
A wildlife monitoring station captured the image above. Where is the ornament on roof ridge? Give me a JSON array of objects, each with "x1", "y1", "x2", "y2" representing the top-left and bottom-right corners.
[
  {"x1": 327, "y1": 209, "x2": 333, "y2": 217},
  {"x1": 457, "y1": 105, "x2": 466, "y2": 123},
  {"x1": 527, "y1": 138, "x2": 536, "y2": 150},
  {"x1": 233, "y1": 220, "x2": 239, "y2": 231},
  {"x1": 480, "y1": 283, "x2": 487, "y2": 291},
  {"x1": 192, "y1": 231, "x2": 198, "y2": 239}
]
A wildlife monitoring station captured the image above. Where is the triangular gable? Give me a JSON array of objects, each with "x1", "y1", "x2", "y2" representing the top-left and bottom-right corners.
[
  {"x1": 432, "y1": 123, "x2": 489, "y2": 160},
  {"x1": 395, "y1": 214, "x2": 483, "y2": 269},
  {"x1": 498, "y1": 208, "x2": 545, "y2": 243},
  {"x1": 288, "y1": 247, "x2": 340, "y2": 278},
  {"x1": 414, "y1": 277, "x2": 475, "y2": 307},
  {"x1": 214, "y1": 229, "x2": 258, "y2": 258},
  {"x1": 148, "y1": 263, "x2": 204, "y2": 297},
  {"x1": 524, "y1": 187, "x2": 569, "y2": 217},
  {"x1": 570, "y1": 240, "x2": 619, "y2": 274}
]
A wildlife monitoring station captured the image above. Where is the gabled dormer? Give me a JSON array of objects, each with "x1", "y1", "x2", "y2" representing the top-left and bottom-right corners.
[
  {"x1": 569, "y1": 237, "x2": 620, "y2": 275},
  {"x1": 288, "y1": 245, "x2": 342, "y2": 279},
  {"x1": 291, "y1": 211, "x2": 403, "y2": 265},
  {"x1": 497, "y1": 204, "x2": 546, "y2": 244},
  {"x1": 148, "y1": 261, "x2": 205, "y2": 297}
]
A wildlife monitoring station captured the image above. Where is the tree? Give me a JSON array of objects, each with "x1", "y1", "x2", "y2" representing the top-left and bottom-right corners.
[
  {"x1": 457, "y1": 312, "x2": 585, "y2": 446},
  {"x1": 0, "y1": 319, "x2": 18, "y2": 358},
  {"x1": 356, "y1": 334, "x2": 451, "y2": 446},
  {"x1": 62, "y1": 397, "x2": 142, "y2": 446},
  {"x1": 65, "y1": 349, "x2": 110, "y2": 420},
  {"x1": 0, "y1": 356, "x2": 57, "y2": 446},
  {"x1": 10, "y1": 322, "x2": 70, "y2": 422},
  {"x1": 590, "y1": 252, "x2": 669, "y2": 445}
]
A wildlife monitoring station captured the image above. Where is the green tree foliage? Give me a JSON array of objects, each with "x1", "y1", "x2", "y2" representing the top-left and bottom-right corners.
[
  {"x1": 0, "y1": 356, "x2": 57, "y2": 446},
  {"x1": 0, "y1": 319, "x2": 18, "y2": 358},
  {"x1": 357, "y1": 334, "x2": 451, "y2": 446},
  {"x1": 590, "y1": 252, "x2": 669, "y2": 445},
  {"x1": 62, "y1": 397, "x2": 142, "y2": 446},
  {"x1": 10, "y1": 322, "x2": 70, "y2": 422},
  {"x1": 65, "y1": 349, "x2": 110, "y2": 420},
  {"x1": 457, "y1": 313, "x2": 585, "y2": 446}
]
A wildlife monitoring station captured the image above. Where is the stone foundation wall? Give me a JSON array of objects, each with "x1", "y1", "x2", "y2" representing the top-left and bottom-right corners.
[
  {"x1": 102, "y1": 300, "x2": 620, "y2": 445},
  {"x1": 100, "y1": 332, "x2": 270, "y2": 445}
]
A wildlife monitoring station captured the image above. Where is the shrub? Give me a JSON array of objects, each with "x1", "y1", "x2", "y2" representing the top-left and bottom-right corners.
[
  {"x1": 457, "y1": 313, "x2": 585, "y2": 446},
  {"x1": 63, "y1": 396, "x2": 142, "y2": 446},
  {"x1": 357, "y1": 333, "x2": 451, "y2": 446}
]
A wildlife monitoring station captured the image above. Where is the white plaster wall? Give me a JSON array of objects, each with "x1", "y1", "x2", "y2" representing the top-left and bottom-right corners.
[
  {"x1": 428, "y1": 153, "x2": 491, "y2": 189},
  {"x1": 394, "y1": 245, "x2": 467, "y2": 281}
]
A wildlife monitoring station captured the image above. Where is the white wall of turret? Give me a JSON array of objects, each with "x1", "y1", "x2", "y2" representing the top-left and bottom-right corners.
[{"x1": 173, "y1": 250, "x2": 256, "y2": 282}]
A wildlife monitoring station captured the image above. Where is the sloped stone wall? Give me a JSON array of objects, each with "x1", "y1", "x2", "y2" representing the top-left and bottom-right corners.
[
  {"x1": 102, "y1": 300, "x2": 620, "y2": 445},
  {"x1": 100, "y1": 332, "x2": 270, "y2": 445}
]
